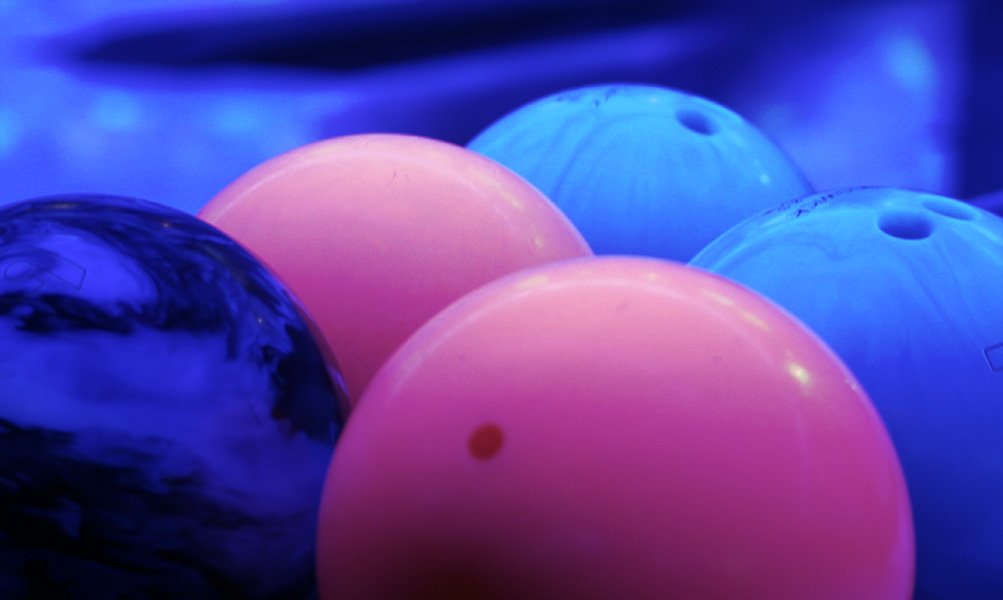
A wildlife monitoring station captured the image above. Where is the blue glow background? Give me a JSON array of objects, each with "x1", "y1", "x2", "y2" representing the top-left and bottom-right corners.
[{"x1": 0, "y1": 0, "x2": 1001, "y2": 215}]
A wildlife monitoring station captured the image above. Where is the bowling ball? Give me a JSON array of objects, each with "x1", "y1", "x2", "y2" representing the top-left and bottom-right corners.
[
  {"x1": 316, "y1": 256, "x2": 913, "y2": 600},
  {"x1": 0, "y1": 194, "x2": 346, "y2": 599},
  {"x1": 690, "y1": 187, "x2": 1003, "y2": 598},
  {"x1": 199, "y1": 133, "x2": 590, "y2": 404},
  {"x1": 467, "y1": 83, "x2": 813, "y2": 261}
]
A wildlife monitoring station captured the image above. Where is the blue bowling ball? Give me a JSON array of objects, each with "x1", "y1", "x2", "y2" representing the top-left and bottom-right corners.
[
  {"x1": 690, "y1": 187, "x2": 1003, "y2": 599},
  {"x1": 0, "y1": 195, "x2": 347, "y2": 599},
  {"x1": 468, "y1": 83, "x2": 813, "y2": 261}
]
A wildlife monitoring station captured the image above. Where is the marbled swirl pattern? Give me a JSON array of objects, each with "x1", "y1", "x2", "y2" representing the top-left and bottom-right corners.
[{"x1": 0, "y1": 195, "x2": 346, "y2": 599}]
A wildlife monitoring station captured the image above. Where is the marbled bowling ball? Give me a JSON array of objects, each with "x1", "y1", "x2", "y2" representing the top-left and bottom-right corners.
[{"x1": 0, "y1": 195, "x2": 347, "y2": 599}]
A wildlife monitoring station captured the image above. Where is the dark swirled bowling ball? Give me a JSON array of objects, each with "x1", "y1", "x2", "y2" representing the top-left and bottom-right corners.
[{"x1": 0, "y1": 194, "x2": 347, "y2": 599}]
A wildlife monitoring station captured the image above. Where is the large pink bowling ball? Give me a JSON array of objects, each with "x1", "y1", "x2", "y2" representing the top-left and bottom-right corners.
[
  {"x1": 316, "y1": 256, "x2": 914, "y2": 600},
  {"x1": 199, "y1": 134, "x2": 590, "y2": 404}
]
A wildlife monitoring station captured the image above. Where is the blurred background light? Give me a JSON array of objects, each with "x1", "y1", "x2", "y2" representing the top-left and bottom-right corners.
[{"x1": 0, "y1": 0, "x2": 1000, "y2": 213}]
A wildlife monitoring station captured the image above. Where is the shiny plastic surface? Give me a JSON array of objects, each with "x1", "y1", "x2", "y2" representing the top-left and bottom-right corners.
[
  {"x1": 468, "y1": 83, "x2": 813, "y2": 261},
  {"x1": 691, "y1": 187, "x2": 1003, "y2": 599},
  {"x1": 317, "y1": 256, "x2": 914, "y2": 600},
  {"x1": 0, "y1": 194, "x2": 345, "y2": 599},
  {"x1": 199, "y1": 133, "x2": 591, "y2": 403}
]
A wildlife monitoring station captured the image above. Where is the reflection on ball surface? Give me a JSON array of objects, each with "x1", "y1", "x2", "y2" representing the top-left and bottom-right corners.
[
  {"x1": 691, "y1": 187, "x2": 1003, "y2": 598},
  {"x1": 469, "y1": 83, "x2": 812, "y2": 260},
  {"x1": 200, "y1": 133, "x2": 590, "y2": 403},
  {"x1": 317, "y1": 256, "x2": 913, "y2": 600},
  {"x1": 0, "y1": 194, "x2": 346, "y2": 599}
]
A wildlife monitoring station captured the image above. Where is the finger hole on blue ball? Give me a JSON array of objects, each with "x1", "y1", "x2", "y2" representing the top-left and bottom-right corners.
[
  {"x1": 675, "y1": 109, "x2": 718, "y2": 135},
  {"x1": 878, "y1": 210, "x2": 934, "y2": 240}
]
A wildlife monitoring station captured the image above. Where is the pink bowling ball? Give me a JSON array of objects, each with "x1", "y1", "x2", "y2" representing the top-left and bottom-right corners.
[
  {"x1": 316, "y1": 256, "x2": 914, "y2": 600},
  {"x1": 199, "y1": 134, "x2": 590, "y2": 404}
]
